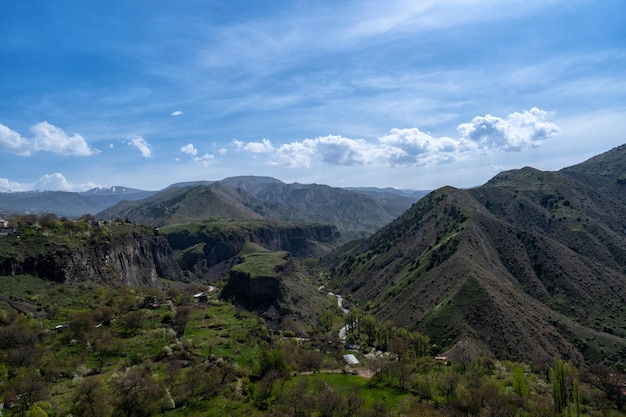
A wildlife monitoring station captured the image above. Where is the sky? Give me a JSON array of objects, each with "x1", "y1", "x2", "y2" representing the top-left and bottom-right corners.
[{"x1": 1, "y1": 0, "x2": 625, "y2": 192}]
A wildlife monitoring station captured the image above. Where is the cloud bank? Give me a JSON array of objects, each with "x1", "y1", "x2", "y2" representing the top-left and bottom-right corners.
[
  {"x1": 0, "y1": 173, "x2": 99, "y2": 192},
  {"x1": 0, "y1": 122, "x2": 97, "y2": 156},
  {"x1": 234, "y1": 108, "x2": 559, "y2": 168}
]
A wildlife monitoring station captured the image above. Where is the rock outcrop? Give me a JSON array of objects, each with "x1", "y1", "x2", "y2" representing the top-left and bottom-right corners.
[
  {"x1": 164, "y1": 221, "x2": 340, "y2": 276},
  {"x1": 0, "y1": 225, "x2": 184, "y2": 287}
]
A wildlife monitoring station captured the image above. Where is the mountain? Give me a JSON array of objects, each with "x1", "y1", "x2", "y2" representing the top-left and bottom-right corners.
[
  {"x1": 98, "y1": 177, "x2": 421, "y2": 239},
  {"x1": 97, "y1": 182, "x2": 270, "y2": 227},
  {"x1": 0, "y1": 186, "x2": 155, "y2": 217},
  {"x1": 326, "y1": 144, "x2": 626, "y2": 366}
]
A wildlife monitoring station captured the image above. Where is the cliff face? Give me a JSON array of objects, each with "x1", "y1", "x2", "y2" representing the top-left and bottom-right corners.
[
  {"x1": 164, "y1": 221, "x2": 340, "y2": 275},
  {"x1": 65, "y1": 232, "x2": 185, "y2": 286},
  {"x1": 0, "y1": 225, "x2": 184, "y2": 287},
  {"x1": 221, "y1": 270, "x2": 285, "y2": 312}
]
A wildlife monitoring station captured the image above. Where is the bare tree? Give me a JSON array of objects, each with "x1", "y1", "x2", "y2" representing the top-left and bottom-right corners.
[
  {"x1": 72, "y1": 377, "x2": 110, "y2": 417},
  {"x1": 110, "y1": 367, "x2": 164, "y2": 417},
  {"x1": 591, "y1": 365, "x2": 625, "y2": 411},
  {"x1": 316, "y1": 384, "x2": 344, "y2": 417}
]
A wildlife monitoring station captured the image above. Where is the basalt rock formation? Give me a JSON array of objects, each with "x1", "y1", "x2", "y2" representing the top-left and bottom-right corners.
[{"x1": 0, "y1": 222, "x2": 184, "y2": 287}]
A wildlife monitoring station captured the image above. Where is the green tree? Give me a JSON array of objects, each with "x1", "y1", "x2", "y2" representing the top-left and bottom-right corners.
[
  {"x1": 259, "y1": 347, "x2": 288, "y2": 377},
  {"x1": 512, "y1": 365, "x2": 528, "y2": 397},
  {"x1": 25, "y1": 404, "x2": 48, "y2": 417},
  {"x1": 550, "y1": 359, "x2": 570, "y2": 415},
  {"x1": 320, "y1": 308, "x2": 335, "y2": 332},
  {"x1": 119, "y1": 311, "x2": 144, "y2": 336}
]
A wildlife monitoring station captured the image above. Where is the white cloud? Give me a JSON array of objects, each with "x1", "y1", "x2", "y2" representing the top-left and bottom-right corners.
[
  {"x1": 244, "y1": 138, "x2": 274, "y2": 153},
  {"x1": 180, "y1": 143, "x2": 213, "y2": 166},
  {"x1": 236, "y1": 108, "x2": 559, "y2": 168},
  {"x1": 233, "y1": 138, "x2": 275, "y2": 153},
  {"x1": 180, "y1": 143, "x2": 198, "y2": 156},
  {"x1": 0, "y1": 123, "x2": 31, "y2": 156},
  {"x1": 232, "y1": 139, "x2": 244, "y2": 150},
  {"x1": 126, "y1": 136, "x2": 152, "y2": 158},
  {"x1": 32, "y1": 122, "x2": 97, "y2": 156},
  {"x1": 457, "y1": 107, "x2": 559, "y2": 151},
  {"x1": 171, "y1": 110, "x2": 183, "y2": 116},
  {"x1": 0, "y1": 177, "x2": 30, "y2": 192},
  {"x1": 378, "y1": 128, "x2": 473, "y2": 165},
  {"x1": 0, "y1": 122, "x2": 96, "y2": 156},
  {"x1": 34, "y1": 173, "x2": 98, "y2": 191},
  {"x1": 0, "y1": 173, "x2": 99, "y2": 192},
  {"x1": 193, "y1": 153, "x2": 214, "y2": 167}
]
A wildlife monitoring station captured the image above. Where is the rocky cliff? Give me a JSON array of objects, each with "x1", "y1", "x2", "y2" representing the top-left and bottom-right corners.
[
  {"x1": 0, "y1": 222, "x2": 184, "y2": 287},
  {"x1": 162, "y1": 221, "x2": 340, "y2": 277}
]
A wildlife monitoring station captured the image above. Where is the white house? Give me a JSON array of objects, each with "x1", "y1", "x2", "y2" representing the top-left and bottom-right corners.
[{"x1": 0, "y1": 218, "x2": 8, "y2": 228}]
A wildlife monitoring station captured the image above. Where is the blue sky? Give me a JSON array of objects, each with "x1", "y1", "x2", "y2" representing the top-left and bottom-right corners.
[{"x1": 1, "y1": 0, "x2": 625, "y2": 192}]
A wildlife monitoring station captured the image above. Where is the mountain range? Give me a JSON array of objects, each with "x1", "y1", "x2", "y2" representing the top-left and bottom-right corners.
[
  {"x1": 96, "y1": 177, "x2": 424, "y2": 240},
  {"x1": 0, "y1": 186, "x2": 155, "y2": 217},
  {"x1": 2, "y1": 144, "x2": 626, "y2": 366},
  {"x1": 325, "y1": 144, "x2": 626, "y2": 365}
]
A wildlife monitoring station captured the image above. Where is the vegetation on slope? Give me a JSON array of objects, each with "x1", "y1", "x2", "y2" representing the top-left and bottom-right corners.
[
  {"x1": 326, "y1": 145, "x2": 626, "y2": 366},
  {"x1": 1, "y1": 275, "x2": 626, "y2": 416}
]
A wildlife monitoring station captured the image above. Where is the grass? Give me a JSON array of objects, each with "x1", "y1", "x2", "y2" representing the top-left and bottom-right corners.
[{"x1": 230, "y1": 251, "x2": 289, "y2": 279}]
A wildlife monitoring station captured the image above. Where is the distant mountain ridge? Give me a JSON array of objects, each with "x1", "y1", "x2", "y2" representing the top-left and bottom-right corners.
[
  {"x1": 0, "y1": 186, "x2": 156, "y2": 217},
  {"x1": 326, "y1": 143, "x2": 626, "y2": 365},
  {"x1": 0, "y1": 178, "x2": 424, "y2": 240},
  {"x1": 96, "y1": 177, "x2": 422, "y2": 239}
]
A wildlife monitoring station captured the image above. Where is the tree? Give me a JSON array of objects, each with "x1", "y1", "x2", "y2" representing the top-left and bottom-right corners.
[
  {"x1": 72, "y1": 377, "x2": 110, "y2": 417},
  {"x1": 343, "y1": 383, "x2": 365, "y2": 417},
  {"x1": 367, "y1": 356, "x2": 389, "y2": 384},
  {"x1": 279, "y1": 378, "x2": 311, "y2": 417},
  {"x1": 119, "y1": 311, "x2": 144, "y2": 336},
  {"x1": 316, "y1": 384, "x2": 344, "y2": 417},
  {"x1": 361, "y1": 314, "x2": 377, "y2": 344},
  {"x1": 296, "y1": 348, "x2": 324, "y2": 372},
  {"x1": 259, "y1": 347, "x2": 289, "y2": 378},
  {"x1": 320, "y1": 308, "x2": 335, "y2": 332},
  {"x1": 25, "y1": 403, "x2": 49, "y2": 417},
  {"x1": 435, "y1": 371, "x2": 460, "y2": 405},
  {"x1": 550, "y1": 359, "x2": 570, "y2": 414},
  {"x1": 389, "y1": 361, "x2": 412, "y2": 390},
  {"x1": 110, "y1": 367, "x2": 164, "y2": 417},
  {"x1": 71, "y1": 311, "x2": 96, "y2": 344},
  {"x1": 9, "y1": 370, "x2": 47, "y2": 417},
  {"x1": 92, "y1": 305, "x2": 115, "y2": 325},
  {"x1": 591, "y1": 364, "x2": 625, "y2": 411},
  {"x1": 482, "y1": 384, "x2": 517, "y2": 417},
  {"x1": 173, "y1": 306, "x2": 191, "y2": 337},
  {"x1": 512, "y1": 365, "x2": 528, "y2": 397},
  {"x1": 92, "y1": 329, "x2": 114, "y2": 373}
]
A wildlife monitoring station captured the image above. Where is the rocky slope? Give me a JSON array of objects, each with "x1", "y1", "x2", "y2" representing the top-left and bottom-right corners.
[
  {"x1": 161, "y1": 220, "x2": 340, "y2": 280},
  {"x1": 0, "y1": 221, "x2": 184, "y2": 287},
  {"x1": 220, "y1": 250, "x2": 330, "y2": 333},
  {"x1": 326, "y1": 144, "x2": 626, "y2": 365}
]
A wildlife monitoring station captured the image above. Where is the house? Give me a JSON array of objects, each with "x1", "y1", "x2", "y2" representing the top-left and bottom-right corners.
[
  {"x1": 0, "y1": 218, "x2": 8, "y2": 228},
  {"x1": 343, "y1": 354, "x2": 359, "y2": 365},
  {"x1": 193, "y1": 292, "x2": 209, "y2": 303}
]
